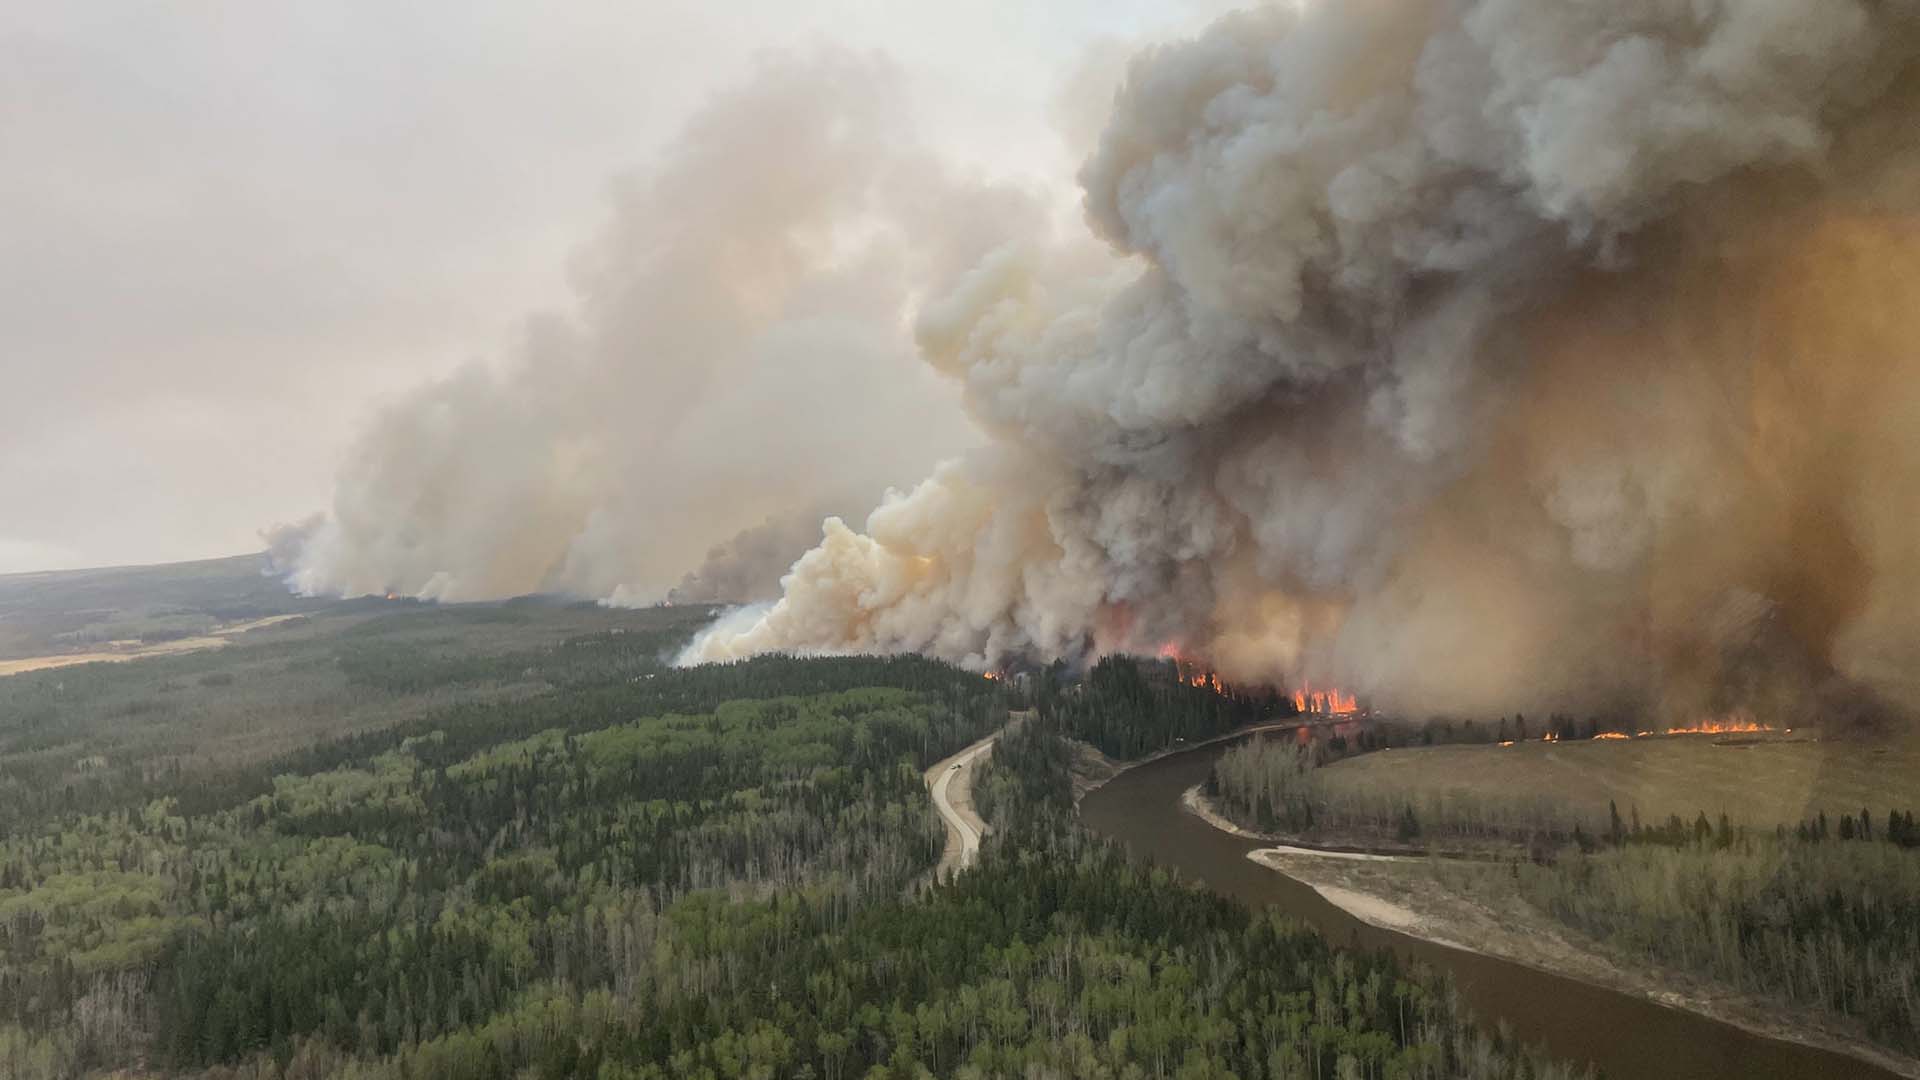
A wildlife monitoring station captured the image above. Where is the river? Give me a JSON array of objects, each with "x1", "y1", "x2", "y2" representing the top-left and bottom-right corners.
[{"x1": 1078, "y1": 734, "x2": 1900, "y2": 1080}]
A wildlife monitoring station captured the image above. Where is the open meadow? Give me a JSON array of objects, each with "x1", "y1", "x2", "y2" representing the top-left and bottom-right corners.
[
  {"x1": 1209, "y1": 721, "x2": 1920, "y2": 1069},
  {"x1": 1312, "y1": 731, "x2": 1920, "y2": 837}
]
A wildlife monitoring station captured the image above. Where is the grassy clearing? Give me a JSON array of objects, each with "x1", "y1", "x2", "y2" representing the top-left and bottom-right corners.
[
  {"x1": 1210, "y1": 719, "x2": 1920, "y2": 1071},
  {"x1": 1314, "y1": 733, "x2": 1920, "y2": 834}
]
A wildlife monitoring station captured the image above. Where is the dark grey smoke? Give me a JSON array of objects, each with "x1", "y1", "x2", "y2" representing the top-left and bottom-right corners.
[
  {"x1": 668, "y1": 508, "x2": 847, "y2": 604},
  {"x1": 688, "y1": 1, "x2": 1920, "y2": 725}
]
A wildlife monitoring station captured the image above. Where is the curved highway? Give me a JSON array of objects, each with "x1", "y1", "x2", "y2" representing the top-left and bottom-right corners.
[{"x1": 925, "y1": 733, "x2": 997, "y2": 880}]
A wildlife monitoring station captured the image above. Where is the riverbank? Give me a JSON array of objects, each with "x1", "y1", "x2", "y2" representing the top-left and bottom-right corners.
[
  {"x1": 1182, "y1": 784, "x2": 1920, "y2": 1080},
  {"x1": 1070, "y1": 717, "x2": 1324, "y2": 803}
]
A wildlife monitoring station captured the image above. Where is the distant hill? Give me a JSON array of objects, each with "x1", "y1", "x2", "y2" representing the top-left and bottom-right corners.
[{"x1": 0, "y1": 552, "x2": 323, "y2": 660}]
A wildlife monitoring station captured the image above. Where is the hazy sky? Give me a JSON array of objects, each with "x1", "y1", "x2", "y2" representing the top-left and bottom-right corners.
[{"x1": 1, "y1": 1, "x2": 1232, "y2": 575}]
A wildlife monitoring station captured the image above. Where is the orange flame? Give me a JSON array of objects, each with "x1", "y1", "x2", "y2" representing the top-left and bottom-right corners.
[
  {"x1": 1160, "y1": 651, "x2": 1229, "y2": 696},
  {"x1": 1290, "y1": 681, "x2": 1358, "y2": 715},
  {"x1": 1665, "y1": 713, "x2": 1770, "y2": 736},
  {"x1": 1186, "y1": 670, "x2": 1224, "y2": 693},
  {"x1": 1576, "y1": 718, "x2": 1772, "y2": 742}
]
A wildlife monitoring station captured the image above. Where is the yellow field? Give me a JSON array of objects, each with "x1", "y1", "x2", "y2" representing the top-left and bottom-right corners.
[{"x1": 1315, "y1": 733, "x2": 1920, "y2": 831}]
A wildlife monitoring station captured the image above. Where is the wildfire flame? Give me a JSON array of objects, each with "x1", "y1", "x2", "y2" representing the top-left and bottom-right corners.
[
  {"x1": 1187, "y1": 670, "x2": 1224, "y2": 693},
  {"x1": 1664, "y1": 714, "x2": 1770, "y2": 736},
  {"x1": 1155, "y1": 645, "x2": 1230, "y2": 696},
  {"x1": 1150, "y1": 649, "x2": 1363, "y2": 709},
  {"x1": 1537, "y1": 718, "x2": 1778, "y2": 743},
  {"x1": 1291, "y1": 681, "x2": 1358, "y2": 715}
]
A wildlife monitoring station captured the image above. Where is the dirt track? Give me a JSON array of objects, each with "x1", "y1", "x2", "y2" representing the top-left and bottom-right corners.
[{"x1": 0, "y1": 614, "x2": 304, "y2": 677}]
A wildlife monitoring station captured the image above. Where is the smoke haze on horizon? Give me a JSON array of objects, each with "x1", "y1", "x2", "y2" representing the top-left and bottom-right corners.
[{"x1": 5, "y1": 1, "x2": 1219, "y2": 576}]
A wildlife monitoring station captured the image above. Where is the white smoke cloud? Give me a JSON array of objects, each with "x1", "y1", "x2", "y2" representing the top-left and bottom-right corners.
[
  {"x1": 283, "y1": 52, "x2": 1044, "y2": 603},
  {"x1": 688, "y1": 0, "x2": 1920, "y2": 721}
]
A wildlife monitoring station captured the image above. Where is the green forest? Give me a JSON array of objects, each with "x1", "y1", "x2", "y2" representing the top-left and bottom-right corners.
[
  {"x1": 1033, "y1": 656, "x2": 1289, "y2": 760},
  {"x1": 0, "y1": 606, "x2": 1589, "y2": 1079}
]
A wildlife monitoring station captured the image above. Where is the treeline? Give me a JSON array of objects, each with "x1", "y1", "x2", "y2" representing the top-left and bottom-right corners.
[
  {"x1": 0, "y1": 649, "x2": 1003, "y2": 837},
  {"x1": 284, "y1": 652, "x2": 1003, "y2": 787},
  {"x1": 1037, "y1": 655, "x2": 1286, "y2": 760},
  {"x1": 1593, "y1": 803, "x2": 1920, "y2": 854},
  {"x1": 1209, "y1": 736, "x2": 1324, "y2": 835},
  {"x1": 1214, "y1": 733, "x2": 1920, "y2": 859},
  {"x1": 1789, "y1": 807, "x2": 1920, "y2": 847},
  {"x1": 1519, "y1": 839, "x2": 1920, "y2": 1055},
  {"x1": 1321, "y1": 713, "x2": 1641, "y2": 750},
  {"x1": 1207, "y1": 738, "x2": 1495, "y2": 846}
]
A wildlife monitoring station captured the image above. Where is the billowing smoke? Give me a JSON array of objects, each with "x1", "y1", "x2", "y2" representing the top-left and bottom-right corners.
[
  {"x1": 662, "y1": 506, "x2": 850, "y2": 606},
  {"x1": 687, "y1": 1, "x2": 1920, "y2": 723},
  {"x1": 261, "y1": 514, "x2": 324, "y2": 578},
  {"x1": 281, "y1": 53, "x2": 1041, "y2": 605}
]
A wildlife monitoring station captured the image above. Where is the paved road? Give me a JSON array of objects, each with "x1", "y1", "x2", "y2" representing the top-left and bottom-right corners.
[{"x1": 925, "y1": 732, "x2": 998, "y2": 880}]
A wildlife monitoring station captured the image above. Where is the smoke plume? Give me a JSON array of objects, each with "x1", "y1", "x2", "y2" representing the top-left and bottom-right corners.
[
  {"x1": 282, "y1": 54, "x2": 1038, "y2": 605},
  {"x1": 662, "y1": 506, "x2": 851, "y2": 606},
  {"x1": 687, "y1": 0, "x2": 1920, "y2": 723}
]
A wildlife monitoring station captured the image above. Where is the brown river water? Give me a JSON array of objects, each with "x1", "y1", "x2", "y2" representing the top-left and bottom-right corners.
[{"x1": 1078, "y1": 736, "x2": 1900, "y2": 1080}]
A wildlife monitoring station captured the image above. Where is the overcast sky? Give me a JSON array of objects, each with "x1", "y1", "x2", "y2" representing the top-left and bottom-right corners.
[{"x1": 0, "y1": 1, "x2": 1237, "y2": 575}]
